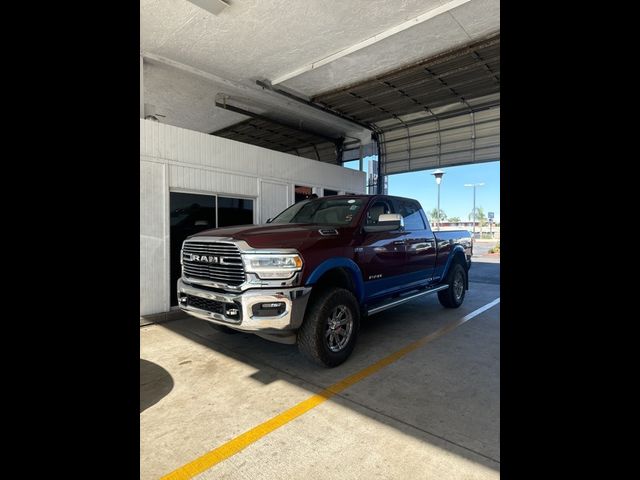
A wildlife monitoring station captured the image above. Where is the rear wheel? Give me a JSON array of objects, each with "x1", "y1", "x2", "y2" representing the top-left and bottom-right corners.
[
  {"x1": 438, "y1": 263, "x2": 467, "y2": 308},
  {"x1": 297, "y1": 288, "x2": 360, "y2": 367}
]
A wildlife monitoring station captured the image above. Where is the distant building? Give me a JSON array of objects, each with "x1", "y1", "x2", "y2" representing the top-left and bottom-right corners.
[{"x1": 437, "y1": 221, "x2": 500, "y2": 239}]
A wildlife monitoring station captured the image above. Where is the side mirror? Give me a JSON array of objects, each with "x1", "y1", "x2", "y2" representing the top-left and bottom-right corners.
[
  {"x1": 363, "y1": 213, "x2": 404, "y2": 233},
  {"x1": 266, "y1": 218, "x2": 273, "y2": 223}
]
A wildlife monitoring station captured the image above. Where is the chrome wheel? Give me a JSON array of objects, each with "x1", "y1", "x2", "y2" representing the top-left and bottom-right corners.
[
  {"x1": 453, "y1": 270, "x2": 465, "y2": 300},
  {"x1": 325, "y1": 305, "x2": 353, "y2": 352}
]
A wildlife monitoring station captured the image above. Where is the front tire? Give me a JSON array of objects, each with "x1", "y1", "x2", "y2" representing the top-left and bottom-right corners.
[
  {"x1": 297, "y1": 288, "x2": 360, "y2": 367},
  {"x1": 438, "y1": 263, "x2": 467, "y2": 308}
]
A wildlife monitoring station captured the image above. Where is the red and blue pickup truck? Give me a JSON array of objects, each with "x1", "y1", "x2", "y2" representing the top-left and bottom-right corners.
[{"x1": 177, "y1": 194, "x2": 472, "y2": 367}]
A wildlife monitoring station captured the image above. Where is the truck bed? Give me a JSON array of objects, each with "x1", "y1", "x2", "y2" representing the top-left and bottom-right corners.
[{"x1": 434, "y1": 229, "x2": 473, "y2": 263}]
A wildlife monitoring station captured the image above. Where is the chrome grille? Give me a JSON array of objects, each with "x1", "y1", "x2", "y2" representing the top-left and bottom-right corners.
[{"x1": 182, "y1": 241, "x2": 245, "y2": 286}]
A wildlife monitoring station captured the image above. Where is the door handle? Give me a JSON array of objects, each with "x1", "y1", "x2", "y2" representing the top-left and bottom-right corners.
[
  {"x1": 393, "y1": 240, "x2": 406, "y2": 245},
  {"x1": 415, "y1": 242, "x2": 433, "y2": 252}
]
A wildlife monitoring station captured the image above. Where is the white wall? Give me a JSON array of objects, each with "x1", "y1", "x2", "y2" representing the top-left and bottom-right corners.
[{"x1": 140, "y1": 119, "x2": 366, "y2": 316}]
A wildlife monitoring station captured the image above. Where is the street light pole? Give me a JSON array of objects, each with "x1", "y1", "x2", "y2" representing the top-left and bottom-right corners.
[
  {"x1": 464, "y1": 183, "x2": 484, "y2": 238},
  {"x1": 438, "y1": 183, "x2": 441, "y2": 231},
  {"x1": 472, "y1": 185, "x2": 476, "y2": 236},
  {"x1": 431, "y1": 169, "x2": 445, "y2": 231}
]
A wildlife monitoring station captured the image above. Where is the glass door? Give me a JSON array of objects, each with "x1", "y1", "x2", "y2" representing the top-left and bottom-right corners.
[{"x1": 169, "y1": 192, "x2": 216, "y2": 306}]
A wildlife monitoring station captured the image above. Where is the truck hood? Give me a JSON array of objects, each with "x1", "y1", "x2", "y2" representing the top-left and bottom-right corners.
[{"x1": 189, "y1": 223, "x2": 344, "y2": 249}]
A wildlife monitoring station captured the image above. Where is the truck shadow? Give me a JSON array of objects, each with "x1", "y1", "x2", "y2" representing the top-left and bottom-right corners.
[{"x1": 140, "y1": 358, "x2": 174, "y2": 413}]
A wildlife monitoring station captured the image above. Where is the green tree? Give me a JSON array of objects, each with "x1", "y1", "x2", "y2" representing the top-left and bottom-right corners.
[
  {"x1": 429, "y1": 208, "x2": 447, "y2": 224},
  {"x1": 448, "y1": 216, "x2": 461, "y2": 224},
  {"x1": 468, "y1": 207, "x2": 487, "y2": 235}
]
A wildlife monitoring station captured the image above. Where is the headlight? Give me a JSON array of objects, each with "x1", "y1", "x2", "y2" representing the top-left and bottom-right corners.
[{"x1": 242, "y1": 253, "x2": 303, "y2": 279}]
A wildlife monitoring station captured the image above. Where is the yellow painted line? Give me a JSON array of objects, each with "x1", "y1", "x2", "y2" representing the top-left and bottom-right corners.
[{"x1": 161, "y1": 297, "x2": 500, "y2": 480}]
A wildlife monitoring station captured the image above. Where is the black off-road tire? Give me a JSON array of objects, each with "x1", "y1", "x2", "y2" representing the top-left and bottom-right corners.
[
  {"x1": 297, "y1": 287, "x2": 360, "y2": 368},
  {"x1": 437, "y1": 262, "x2": 467, "y2": 308}
]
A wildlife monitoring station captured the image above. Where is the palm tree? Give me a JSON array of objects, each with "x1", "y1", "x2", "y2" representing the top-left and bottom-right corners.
[
  {"x1": 468, "y1": 207, "x2": 487, "y2": 235},
  {"x1": 429, "y1": 208, "x2": 447, "y2": 225},
  {"x1": 448, "y1": 216, "x2": 461, "y2": 224}
]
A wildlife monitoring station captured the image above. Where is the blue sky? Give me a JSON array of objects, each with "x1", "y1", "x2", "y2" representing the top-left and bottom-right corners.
[{"x1": 344, "y1": 159, "x2": 500, "y2": 222}]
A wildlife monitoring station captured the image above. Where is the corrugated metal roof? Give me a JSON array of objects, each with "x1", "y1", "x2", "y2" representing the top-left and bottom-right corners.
[
  {"x1": 210, "y1": 34, "x2": 499, "y2": 172},
  {"x1": 211, "y1": 118, "x2": 339, "y2": 163},
  {"x1": 313, "y1": 34, "x2": 500, "y2": 175}
]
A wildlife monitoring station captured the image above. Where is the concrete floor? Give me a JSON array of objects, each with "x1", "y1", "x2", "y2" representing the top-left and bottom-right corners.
[{"x1": 141, "y1": 260, "x2": 500, "y2": 479}]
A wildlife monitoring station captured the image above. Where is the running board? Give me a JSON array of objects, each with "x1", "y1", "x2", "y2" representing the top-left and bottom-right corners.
[{"x1": 366, "y1": 284, "x2": 449, "y2": 316}]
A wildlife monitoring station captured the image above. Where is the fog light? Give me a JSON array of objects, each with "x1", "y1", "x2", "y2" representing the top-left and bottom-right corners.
[
  {"x1": 252, "y1": 302, "x2": 286, "y2": 317},
  {"x1": 225, "y1": 303, "x2": 241, "y2": 319}
]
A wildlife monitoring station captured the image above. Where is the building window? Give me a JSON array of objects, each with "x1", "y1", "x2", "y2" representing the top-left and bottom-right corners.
[
  {"x1": 169, "y1": 192, "x2": 216, "y2": 306},
  {"x1": 323, "y1": 188, "x2": 339, "y2": 196},
  {"x1": 218, "y1": 196, "x2": 254, "y2": 227},
  {"x1": 295, "y1": 185, "x2": 313, "y2": 202},
  {"x1": 169, "y1": 193, "x2": 255, "y2": 306}
]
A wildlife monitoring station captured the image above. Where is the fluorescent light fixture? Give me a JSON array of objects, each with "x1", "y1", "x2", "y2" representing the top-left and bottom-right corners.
[{"x1": 187, "y1": 0, "x2": 229, "y2": 16}]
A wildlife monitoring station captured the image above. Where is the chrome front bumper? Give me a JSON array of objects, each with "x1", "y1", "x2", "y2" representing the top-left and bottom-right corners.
[{"x1": 177, "y1": 278, "x2": 311, "y2": 334}]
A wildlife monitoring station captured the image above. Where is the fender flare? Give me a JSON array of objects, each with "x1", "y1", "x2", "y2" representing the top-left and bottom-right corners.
[
  {"x1": 305, "y1": 257, "x2": 365, "y2": 303},
  {"x1": 441, "y1": 245, "x2": 469, "y2": 286}
]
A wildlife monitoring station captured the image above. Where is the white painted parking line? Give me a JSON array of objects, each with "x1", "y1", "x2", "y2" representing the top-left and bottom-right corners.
[{"x1": 461, "y1": 297, "x2": 500, "y2": 321}]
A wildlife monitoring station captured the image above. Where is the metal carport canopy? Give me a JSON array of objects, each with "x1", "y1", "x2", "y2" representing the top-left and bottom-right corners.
[
  {"x1": 141, "y1": 0, "x2": 500, "y2": 173},
  {"x1": 313, "y1": 34, "x2": 500, "y2": 175},
  {"x1": 212, "y1": 117, "x2": 340, "y2": 164}
]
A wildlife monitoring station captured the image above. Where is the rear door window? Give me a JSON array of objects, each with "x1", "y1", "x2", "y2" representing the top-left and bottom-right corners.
[{"x1": 394, "y1": 199, "x2": 426, "y2": 231}]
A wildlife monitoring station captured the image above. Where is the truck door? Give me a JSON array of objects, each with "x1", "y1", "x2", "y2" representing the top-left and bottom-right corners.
[
  {"x1": 392, "y1": 198, "x2": 437, "y2": 286},
  {"x1": 358, "y1": 198, "x2": 409, "y2": 300}
]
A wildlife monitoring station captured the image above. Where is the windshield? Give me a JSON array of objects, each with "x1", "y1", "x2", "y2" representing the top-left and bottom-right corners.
[{"x1": 270, "y1": 198, "x2": 365, "y2": 225}]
